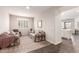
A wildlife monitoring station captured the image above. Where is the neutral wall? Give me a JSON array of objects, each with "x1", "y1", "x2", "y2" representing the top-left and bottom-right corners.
[
  {"x1": 75, "y1": 18, "x2": 79, "y2": 29},
  {"x1": 34, "y1": 6, "x2": 78, "y2": 45},
  {"x1": 10, "y1": 15, "x2": 34, "y2": 35},
  {"x1": 0, "y1": 6, "x2": 78, "y2": 45},
  {"x1": 0, "y1": 9, "x2": 9, "y2": 34},
  {"x1": 0, "y1": 7, "x2": 36, "y2": 34},
  {"x1": 60, "y1": 7, "x2": 78, "y2": 39},
  {"x1": 53, "y1": 7, "x2": 77, "y2": 44},
  {"x1": 34, "y1": 7, "x2": 62, "y2": 45}
]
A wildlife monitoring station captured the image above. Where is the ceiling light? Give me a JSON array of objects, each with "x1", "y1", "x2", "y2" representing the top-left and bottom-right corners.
[{"x1": 26, "y1": 6, "x2": 30, "y2": 10}]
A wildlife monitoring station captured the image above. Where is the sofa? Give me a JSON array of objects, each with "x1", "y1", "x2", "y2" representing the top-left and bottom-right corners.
[{"x1": 0, "y1": 32, "x2": 20, "y2": 49}]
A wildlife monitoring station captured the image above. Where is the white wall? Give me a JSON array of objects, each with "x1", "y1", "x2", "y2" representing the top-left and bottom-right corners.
[
  {"x1": 61, "y1": 20, "x2": 75, "y2": 39},
  {"x1": 34, "y1": 7, "x2": 62, "y2": 45},
  {"x1": 0, "y1": 6, "x2": 78, "y2": 45},
  {"x1": 10, "y1": 15, "x2": 34, "y2": 35},
  {"x1": 0, "y1": 9, "x2": 9, "y2": 34},
  {"x1": 34, "y1": 6, "x2": 78, "y2": 45},
  {"x1": 0, "y1": 7, "x2": 36, "y2": 34},
  {"x1": 75, "y1": 18, "x2": 79, "y2": 29},
  {"x1": 60, "y1": 7, "x2": 78, "y2": 39},
  {"x1": 54, "y1": 8, "x2": 62, "y2": 44}
]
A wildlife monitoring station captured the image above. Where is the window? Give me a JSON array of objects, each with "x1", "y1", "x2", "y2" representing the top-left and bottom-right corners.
[
  {"x1": 65, "y1": 22, "x2": 71, "y2": 29},
  {"x1": 18, "y1": 20, "x2": 28, "y2": 28},
  {"x1": 61, "y1": 22, "x2": 71, "y2": 29}
]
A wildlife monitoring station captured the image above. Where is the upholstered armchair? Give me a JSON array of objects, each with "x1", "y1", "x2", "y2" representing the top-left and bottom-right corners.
[
  {"x1": 12, "y1": 29, "x2": 22, "y2": 37},
  {"x1": 29, "y1": 30, "x2": 46, "y2": 42}
]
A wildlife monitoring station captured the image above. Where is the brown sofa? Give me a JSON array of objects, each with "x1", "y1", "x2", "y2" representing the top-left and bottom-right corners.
[{"x1": 0, "y1": 32, "x2": 20, "y2": 49}]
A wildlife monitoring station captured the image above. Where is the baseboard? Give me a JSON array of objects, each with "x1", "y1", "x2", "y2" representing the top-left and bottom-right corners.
[
  {"x1": 62, "y1": 37, "x2": 71, "y2": 40},
  {"x1": 46, "y1": 39, "x2": 62, "y2": 45},
  {"x1": 54, "y1": 41, "x2": 62, "y2": 45}
]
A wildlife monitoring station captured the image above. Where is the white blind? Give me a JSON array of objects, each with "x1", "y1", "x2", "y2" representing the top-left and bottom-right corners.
[{"x1": 17, "y1": 16, "x2": 28, "y2": 28}]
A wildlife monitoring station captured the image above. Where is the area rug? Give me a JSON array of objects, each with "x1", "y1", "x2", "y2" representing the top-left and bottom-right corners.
[{"x1": 0, "y1": 36, "x2": 50, "y2": 53}]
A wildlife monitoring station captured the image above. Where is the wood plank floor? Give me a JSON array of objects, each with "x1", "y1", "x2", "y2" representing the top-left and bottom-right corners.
[
  {"x1": 0, "y1": 36, "x2": 76, "y2": 53},
  {"x1": 0, "y1": 36, "x2": 50, "y2": 53},
  {"x1": 29, "y1": 39, "x2": 75, "y2": 53}
]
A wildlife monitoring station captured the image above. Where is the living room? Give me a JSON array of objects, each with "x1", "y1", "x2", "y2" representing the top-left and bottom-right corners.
[
  {"x1": 1, "y1": 6, "x2": 79, "y2": 53},
  {"x1": 0, "y1": 6, "x2": 60, "y2": 53}
]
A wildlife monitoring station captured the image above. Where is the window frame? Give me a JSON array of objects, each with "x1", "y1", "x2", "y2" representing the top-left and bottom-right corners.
[{"x1": 18, "y1": 18, "x2": 28, "y2": 29}]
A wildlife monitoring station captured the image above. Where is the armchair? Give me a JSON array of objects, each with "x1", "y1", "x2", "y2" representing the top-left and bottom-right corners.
[{"x1": 11, "y1": 29, "x2": 22, "y2": 37}]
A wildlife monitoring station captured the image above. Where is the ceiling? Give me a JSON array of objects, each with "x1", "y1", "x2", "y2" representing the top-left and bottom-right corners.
[
  {"x1": 61, "y1": 7, "x2": 79, "y2": 19},
  {"x1": 2, "y1": 6, "x2": 52, "y2": 15}
]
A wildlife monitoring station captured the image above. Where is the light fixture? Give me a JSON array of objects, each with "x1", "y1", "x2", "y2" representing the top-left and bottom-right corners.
[{"x1": 26, "y1": 6, "x2": 30, "y2": 10}]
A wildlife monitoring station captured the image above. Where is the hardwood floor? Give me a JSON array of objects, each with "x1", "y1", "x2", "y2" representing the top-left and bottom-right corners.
[
  {"x1": 29, "y1": 39, "x2": 75, "y2": 53},
  {"x1": 0, "y1": 36, "x2": 77, "y2": 53},
  {"x1": 0, "y1": 36, "x2": 50, "y2": 53}
]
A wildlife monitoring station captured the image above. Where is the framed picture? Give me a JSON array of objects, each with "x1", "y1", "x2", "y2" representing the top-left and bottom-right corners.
[{"x1": 37, "y1": 20, "x2": 42, "y2": 28}]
